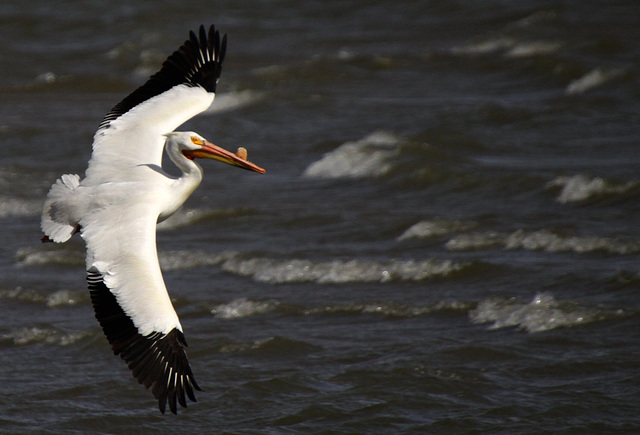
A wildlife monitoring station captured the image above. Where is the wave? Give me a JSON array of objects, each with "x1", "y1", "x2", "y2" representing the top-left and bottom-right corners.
[
  {"x1": 565, "y1": 68, "x2": 623, "y2": 95},
  {"x1": 1, "y1": 326, "x2": 89, "y2": 346},
  {"x1": 45, "y1": 289, "x2": 87, "y2": 307},
  {"x1": 469, "y1": 292, "x2": 627, "y2": 333},
  {"x1": 15, "y1": 246, "x2": 84, "y2": 267},
  {"x1": 0, "y1": 287, "x2": 87, "y2": 307},
  {"x1": 546, "y1": 174, "x2": 637, "y2": 203},
  {"x1": 450, "y1": 37, "x2": 561, "y2": 58},
  {"x1": 302, "y1": 131, "x2": 400, "y2": 179},
  {"x1": 211, "y1": 297, "x2": 280, "y2": 319},
  {"x1": 17, "y1": 234, "x2": 232, "y2": 272},
  {"x1": 504, "y1": 41, "x2": 562, "y2": 58},
  {"x1": 17, "y1": 71, "x2": 73, "y2": 92},
  {"x1": 211, "y1": 293, "x2": 627, "y2": 352},
  {"x1": 221, "y1": 256, "x2": 467, "y2": 284},
  {"x1": 448, "y1": 11, "x2": 562, "y2": 60},
  {"x1": 17, "y1": 242, "x2": 470, "y2": 283},
  {"x1": 0, "y1": 196, "x2": 42, "y2": 218},
  {"x1": 16, "y1": 246, "x2": 229, "y2": 273},
  {"x1": 398, "y1": 218, "x2": 476, "y2": 241},
  {"x1": 157, "y1": 250, "x2": 235, "y2": 272},
  {"x1": 446, "y1": 229, "x2": 640, "y2": 255},
  {"x1": 211, "y1": 293, "x2": 624, "y2": 335},
  {"x1": 210, "y1": 297, "x2": 472, "y2": 321},
  {"x1": 450, "y1": 37, "x2": 516, "y2": 56}
]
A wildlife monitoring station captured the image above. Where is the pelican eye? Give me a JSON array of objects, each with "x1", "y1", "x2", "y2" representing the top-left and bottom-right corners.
[{"x1": 191, "y1": 136, "x2": 200, "y2": 144}]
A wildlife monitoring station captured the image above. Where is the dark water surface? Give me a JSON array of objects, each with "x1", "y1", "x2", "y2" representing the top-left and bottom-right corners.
[{"x1": 1, "y1": 1, "x2": 640, "y2": 433}]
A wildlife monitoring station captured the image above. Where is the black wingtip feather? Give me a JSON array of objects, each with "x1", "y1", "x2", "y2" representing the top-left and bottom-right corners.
[
  {"x1": 88, "y1": 271, "x2": 201, "y2": 414},
  {"x1": 98, "y1": 24, "x2": 226, "y2": 130}
]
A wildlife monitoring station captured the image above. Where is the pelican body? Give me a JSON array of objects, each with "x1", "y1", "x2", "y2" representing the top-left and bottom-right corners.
[{"x1": 41, "y1": 25, "x2": 265, "y2": 414}]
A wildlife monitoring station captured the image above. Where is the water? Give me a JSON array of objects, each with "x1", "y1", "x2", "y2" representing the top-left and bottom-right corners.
[{"x1": 1, "y1": 0, "x2": 640, "y2": 432}]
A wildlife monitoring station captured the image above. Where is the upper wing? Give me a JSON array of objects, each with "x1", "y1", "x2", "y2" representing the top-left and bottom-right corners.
[
  {"x1": 85, "y1": 25, "x2": 227, "y2": 181},
  {"x1": 81, "y1": 199, "x2": 200, "y2": 414}
]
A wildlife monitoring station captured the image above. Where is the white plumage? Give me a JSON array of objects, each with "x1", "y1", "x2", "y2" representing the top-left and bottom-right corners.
[{"x1": 41, "y1": 25, "x2": 265, "y2": 414}]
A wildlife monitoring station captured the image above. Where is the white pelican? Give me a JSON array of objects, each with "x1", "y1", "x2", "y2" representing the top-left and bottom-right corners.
[{"x1": 41, "y1": 25, "x2": 265, "y2": 414}]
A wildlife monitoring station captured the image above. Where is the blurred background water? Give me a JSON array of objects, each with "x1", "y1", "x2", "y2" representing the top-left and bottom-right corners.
[{"x1": 1, "y1": 0, "x2": 639, "y2": 433}]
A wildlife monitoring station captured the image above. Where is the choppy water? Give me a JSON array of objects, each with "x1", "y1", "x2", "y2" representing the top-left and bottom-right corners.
[{"x1": 2, "y1": 0, "x2": 640, "y2": 433}]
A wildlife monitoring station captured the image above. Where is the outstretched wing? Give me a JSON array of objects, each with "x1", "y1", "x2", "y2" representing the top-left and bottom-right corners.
[
  {"x1": 86, "y1": 25, "x2": 227, "y2": 182},
  {"x1": 81, "y1": 199, "x2": 200, "y2": 414},
  {"x1": 99, "y1": 25, "x2": 226, "y2": 131}
]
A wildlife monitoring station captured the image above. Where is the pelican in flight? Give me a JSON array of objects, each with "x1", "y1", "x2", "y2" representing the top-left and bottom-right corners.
[{"x1": 41, "y1": 25, "x2": 265, "y2": 414}]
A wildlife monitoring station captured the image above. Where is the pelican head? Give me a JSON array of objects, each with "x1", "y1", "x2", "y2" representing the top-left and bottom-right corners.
[{"x1": 165, "y1": 131, "x2": 265, "y2": 173}]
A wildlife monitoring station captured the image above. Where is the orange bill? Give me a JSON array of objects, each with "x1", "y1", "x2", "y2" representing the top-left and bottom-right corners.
[{"x1": 185, "y1": 140, "x2": 265, "y2": 174}]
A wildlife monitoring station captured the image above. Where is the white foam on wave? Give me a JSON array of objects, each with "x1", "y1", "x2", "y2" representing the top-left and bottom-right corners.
[
  {"x1": 19, "y1": 71, "x2": 72, "y2": 89},
  {"x1": 504, "y1": 41, "x2": 561, "y2": 58},
  {"x1": 45, "y1": 289, "x2": 86, "y2": 307},
  {"x1": 211, "y1": 297, "x2": 280, "y2": 319},
  {"x1": 158, "y1": 250, "x2": 234, "y2": 272},
  {"x1": 0, "y1": 197, "x2": 42, "y2": 218},
  {"x1": 18, "y1": 243, "x2": 465, "y2": 284},
  {"x1": 0, "y1": 287, "x2": 87, "y2": 307},
  {"x1": 451, "y1": 37, "x2": 516, "y2": 55},
  {"x1": 446, "y1": 229, "x2": 640, "y2": 255},
  {"x1": 221, "y1": 256, "x2": 465, "y2": 284},
  {"x1": 565, "y1": 68, "x2": 622, "y2": 95},
  {"x1": 302, "y1": 131, "x2": 400, "y2": 179},
  {"x1": 445, "y1": 231, "x2": 502, "y2": 251},
  {"x1": 210, "y1": 297, "x2": 471, "y2": 320},
  {"x1": 17, "y1": 244, "x2": 231, "y2": 272},
  {"x1": 15, "y1": 247, "x2": 84, "y2": 267},
  {"x1": 547, "y1": 174, "x2": 637, "y2": 203},
  {"x1": 2, "y1": 326, "x2": 88, "y2": 346},
  {"x1": 398, "y1": 218, "x2": 476, "y2": 241},
  {"x1": 0, "y1": 287, "x2": 47, "y2": 304},
  {"x1": 34, "y1": 71, "x2": 58, "y2": 84},
  {"x1": 469, "y1": 292, "x2": 624, "y2": 333},
  {"x1": 161, "y1": 249, "x2": 469, "y2": 283},
  {"x1": 451, "y1": 37, "x2": 560, "y2": 58}
]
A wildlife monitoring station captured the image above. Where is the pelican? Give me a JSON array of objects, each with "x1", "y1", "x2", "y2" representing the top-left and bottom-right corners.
[{"x1": 41, "y1": 25, "x2": 265, "y2": 414}]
